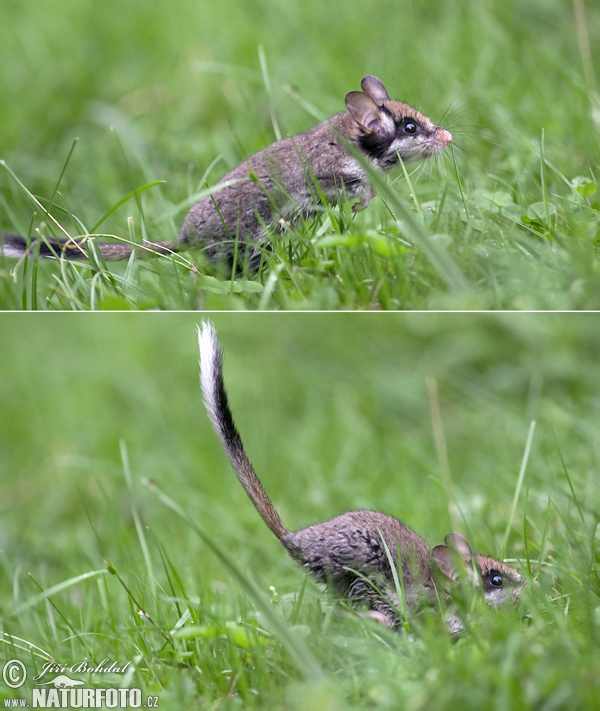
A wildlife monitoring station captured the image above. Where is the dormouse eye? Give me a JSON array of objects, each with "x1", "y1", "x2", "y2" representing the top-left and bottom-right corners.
[
  {"x1": 490, "y1": 573, "x2": 504, "y2": 587},
  {"x1": 404, "y1": 121, "x2": 418, "y2": 134}
]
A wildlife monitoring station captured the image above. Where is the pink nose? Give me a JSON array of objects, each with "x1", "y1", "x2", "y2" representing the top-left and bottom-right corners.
[{"x1": 439, "y1": 129, "x2": 452, "y2": 146}]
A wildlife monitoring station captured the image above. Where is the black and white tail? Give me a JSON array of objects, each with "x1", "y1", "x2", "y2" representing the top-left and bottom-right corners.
[
  {"x1": 198, "y1": 322, "x2": 287, "y2": 541},
  {"x1": 1, "y1": 233, "x2": 178, "y2": 261}
]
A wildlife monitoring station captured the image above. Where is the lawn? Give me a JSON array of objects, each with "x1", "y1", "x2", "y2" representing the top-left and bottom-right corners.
[
  {"x1": 0, "y1": 313, "x2": 598, "y2": 708},
  {"x1": 1, "y1": 0, "x2": 599, "y2": 309}
]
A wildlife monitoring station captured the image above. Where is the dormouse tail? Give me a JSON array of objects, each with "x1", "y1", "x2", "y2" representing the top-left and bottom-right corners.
[
  {"x1": 198, "y1": 322, "x2": 288, "y2": 541},
  {"x1": 1, "y1": 234, "x2": 179, "y2": 261}
]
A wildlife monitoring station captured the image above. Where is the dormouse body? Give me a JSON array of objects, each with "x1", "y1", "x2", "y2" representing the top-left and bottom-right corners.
[
  {"x1": 198, "y1": 323, "x2": 524, "y2": 632},
  {"x1": 3, "y1": 76, "x2": 451, "y2": 269}
]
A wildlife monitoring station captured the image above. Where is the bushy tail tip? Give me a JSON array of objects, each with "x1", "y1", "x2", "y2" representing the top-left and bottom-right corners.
[
  {"x1": 2, "y1": 234, "x2": 92, "y2": 260},
  {"x1": 2, "y1": 234, "x2": 30, "y2": 258}
]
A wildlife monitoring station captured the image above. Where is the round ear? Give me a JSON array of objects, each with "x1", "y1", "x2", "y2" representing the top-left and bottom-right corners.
[
  {"x1": 432, "y1": 545, "x2": 459, "y2": 581},
  {"x1": 360, "y1": 76, "x2": 389, "y2": 104},
  {"x1": 344, "y1": 91, "x2": 385, "y2": 134},
  {"x1": 444, "y1": 533, "x2": 473, "y2": 560}
]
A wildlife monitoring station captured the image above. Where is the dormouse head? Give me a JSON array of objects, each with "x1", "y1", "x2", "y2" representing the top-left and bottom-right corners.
[
  {"x1": 344, "y1": 76, "x2": 452, "y2": 169},
  {"x1": 432, "y1": 532, "x2": 525, "y2": 606}
]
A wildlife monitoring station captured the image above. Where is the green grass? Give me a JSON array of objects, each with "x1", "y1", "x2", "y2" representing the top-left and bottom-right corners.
[
  {"x1": 1, "y1": 0, "x2": 599, "y2": 309},
  {"x1": 1, "y1": 313, "x2": 599, "y2": 708}
]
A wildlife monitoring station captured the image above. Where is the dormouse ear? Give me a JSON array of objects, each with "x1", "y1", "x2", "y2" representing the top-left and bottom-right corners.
[
  {"x1": 444, "y1": 533, "x2": 473, "y2": 561},
  {"x1": 360, "y1": 76, "x2": 389, "y2": 104},
  {"x1": 432, "y1": 545, "x2": 460, "y2": 581},
  {"x1": 434, "y1": 534, "x2": 480, "y2": 585},
  {"x1": 345, "y1": 91, "x2": 385, "y2": 134}
]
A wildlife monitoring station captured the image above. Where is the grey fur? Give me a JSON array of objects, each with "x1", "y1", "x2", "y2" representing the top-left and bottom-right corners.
[{"x1": 181, "y1": 75, "x2": 451, "y2": 266}]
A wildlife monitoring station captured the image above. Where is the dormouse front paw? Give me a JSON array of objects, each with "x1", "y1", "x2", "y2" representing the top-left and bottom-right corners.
[{"x1": 352, "y1": 186, "x2": 375, "y2": 213}]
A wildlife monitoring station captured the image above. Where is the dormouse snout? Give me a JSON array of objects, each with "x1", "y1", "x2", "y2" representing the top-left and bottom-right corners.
[{"x1": 438, "y1": 128, "x2": 452, "y2": 146}]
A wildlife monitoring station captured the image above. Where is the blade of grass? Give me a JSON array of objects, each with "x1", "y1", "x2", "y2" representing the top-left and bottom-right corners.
[
  {"x1": 426, "y1": 376, "x2": 461, "y2": 534},
  {"x1": 0, "y1": 633, "x2": 53, "y2": 662},
  {"x1": 1, "y1": 160, "x2": 72, "y2": 240},
  {"x1": 49, "y1": 139, "x2": 79, "y2": 213},
  {"x1": 540, "y1": 129, "x2": 551, "y2": 228},
  {"x1": 552, "y1": 427, "x2": 586, "y2": 527},
  {"x1": 258, "y1": 45, "x2": 281, "y2": 141},
  {"x1": 120, "y1": 440, "x2": 155, "y2": 598},
  {"x1": 380, "y1": 532, "x2": 408, "y2": 630},
  {"x1": 501, "y1": 420, "x2": 536, "y2": 558},
  {"x1": 13, "y1": 570, "x2": 110, "y2": 615},
  {"x1": 105, "y1": 560, "x2": 175, "y2": 650},
  {"x1": 90, "y1": 181, "x2": 165, "y2": 234}
]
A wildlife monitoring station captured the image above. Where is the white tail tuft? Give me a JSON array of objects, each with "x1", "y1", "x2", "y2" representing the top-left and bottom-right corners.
[
  {"x1": 196, "y1": 321, "x2": 287, "y2": 541},
  {"x1": 198, "y1": 320, "x2": 218, "y2": 401}
]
